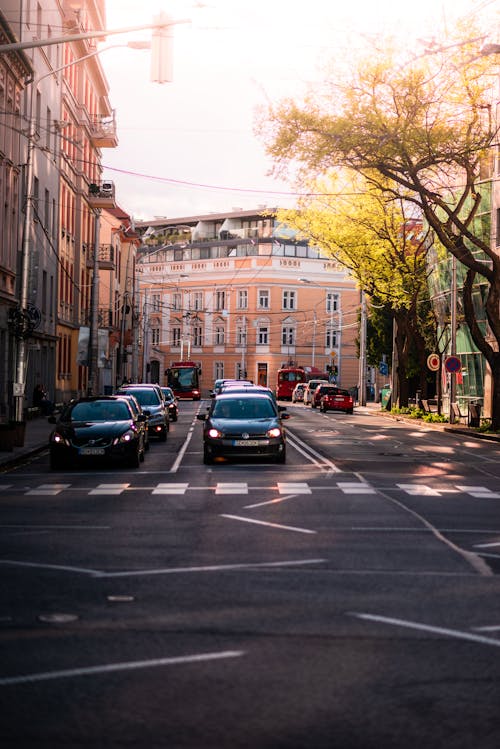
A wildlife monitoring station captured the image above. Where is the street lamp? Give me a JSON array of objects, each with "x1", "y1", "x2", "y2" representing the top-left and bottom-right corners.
[{"x1": 299, "y1": 278, "x2": 338, "y2": 377}]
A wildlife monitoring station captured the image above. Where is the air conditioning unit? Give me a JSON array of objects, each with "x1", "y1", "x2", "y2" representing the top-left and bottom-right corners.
[{"x1": 100, "y1": 181, "x2": 114, "y2": 197}]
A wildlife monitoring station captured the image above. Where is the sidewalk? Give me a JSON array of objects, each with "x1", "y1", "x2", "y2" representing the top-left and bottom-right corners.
[{"x1": 0, "y1": 416, "x2": 54, "y2": 470}]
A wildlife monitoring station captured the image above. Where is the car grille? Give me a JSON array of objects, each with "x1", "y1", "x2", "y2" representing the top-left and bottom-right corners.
[{"x1": 71, "y1": 436, "x2": 112, "y2": 448}]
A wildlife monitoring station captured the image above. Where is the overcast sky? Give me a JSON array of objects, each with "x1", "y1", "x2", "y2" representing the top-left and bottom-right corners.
[{"x1": 101, "y1": 0, "x2": 496, "y2": 222}]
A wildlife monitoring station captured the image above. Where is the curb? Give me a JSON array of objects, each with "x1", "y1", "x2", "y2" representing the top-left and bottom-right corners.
[{"x1": 364, "y1": 407, "x2": 500, "y2": 443}]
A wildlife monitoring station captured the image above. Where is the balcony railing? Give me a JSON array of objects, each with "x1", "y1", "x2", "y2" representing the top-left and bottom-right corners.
[{"x1": 89, "y1": 111, "x2": 118, "y2": 148}]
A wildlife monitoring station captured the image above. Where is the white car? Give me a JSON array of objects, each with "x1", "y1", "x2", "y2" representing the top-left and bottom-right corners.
[
  {"x1": 291, "y1": 383, "x2": 306, "y2": 403},
  {"x1": 303, "y1": 379, "x2": 329, "y2": 406}
]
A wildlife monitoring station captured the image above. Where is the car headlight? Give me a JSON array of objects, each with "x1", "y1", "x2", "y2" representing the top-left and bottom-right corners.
[
  {"x1": 51, "y1": 431, "x2": 70, "y2": 447},
  {"x1": 115, "y1": 429, "x2": 137, "y2": 445},
  {"x1": 208, "y1": 427, "x2": 223, "y2": 439},
  {"x1": 267, "y1": 427, "x2": 282, "y2": 438}
]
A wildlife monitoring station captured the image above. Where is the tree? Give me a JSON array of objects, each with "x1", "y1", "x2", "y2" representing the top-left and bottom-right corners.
[
  {"x1": 265, "y1": 28, "x2": 500, "y2": 428},
  {"x1": 277, "y1": 181, "x2": 434, "y2": 406}
]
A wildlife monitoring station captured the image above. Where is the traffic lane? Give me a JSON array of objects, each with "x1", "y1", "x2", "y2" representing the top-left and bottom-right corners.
[
  {"x1": 286, "y1": 406, "x2": 500, "y2": 479},
  {"x1": 3, "y1": 567, "x2": 500, "y2": 748}
]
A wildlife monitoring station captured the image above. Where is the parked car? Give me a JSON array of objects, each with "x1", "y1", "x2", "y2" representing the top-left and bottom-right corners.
[
  {"x1": 291, "y1": 383, "x2": 306, "y2": 403},
  {"x1": 218, "y1": 383, "x2": 279, "y2": 406},
  {"x1": 303, "y1": 379, "x2": 329, "y2": 406},
  {"x1": 197, "y1": 392, "x2": 290, "y2": 464},
  {"x1": 311, "y1": 384, "x2": 341, "y2": 409},
  {"x1": 319, "y1": 388, "x2": 354, "y2": 414},
  {"x1": 160, "y1": 386, "x2": 179, "y2": 422},
  {"x1": 115, "y1": 384, "x2": 169, "y2": 441},
  {"x1": 48, "y1": 396, "x2": 147, "y2": 470}
]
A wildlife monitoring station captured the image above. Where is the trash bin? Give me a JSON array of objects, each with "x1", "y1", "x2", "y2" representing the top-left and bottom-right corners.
[
  {"x1": 468, "y1": 402, "x2": 481, "y2": 428},
  {"x1": 380, "y1": 386, "x2": 392, "y2": 410}
]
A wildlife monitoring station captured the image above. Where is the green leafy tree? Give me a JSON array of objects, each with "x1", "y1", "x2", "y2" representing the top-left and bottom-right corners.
[
  {"x1": 265, "y1": 28, "x2": 500, "y2": 428},
  {"x1": 277, "y1": 180, "x2": 433, "y2": 405}
]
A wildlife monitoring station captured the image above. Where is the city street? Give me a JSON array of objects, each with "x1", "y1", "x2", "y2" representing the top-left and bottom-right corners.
[{"x1": 1, "y1": 401, "x2": 500, "y2": 748}]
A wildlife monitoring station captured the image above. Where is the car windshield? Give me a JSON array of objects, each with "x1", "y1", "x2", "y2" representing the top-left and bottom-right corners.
[
  {"x1": 71, "y1": 401, "x2": 131, "y2": 422},
  {"x1": 212, "y1": 398, "x2": 276, "y2": 420},
  {"x1": 119, "y1": 389, "x2": 159, "y2": 406}
]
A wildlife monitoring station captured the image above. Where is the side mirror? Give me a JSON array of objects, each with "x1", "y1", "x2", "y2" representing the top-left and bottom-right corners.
[
  {"x1": 280, "y1": 412, "x2": 291, "y2": 420},
  {"x1": 48, "y1": 415, "x2": 57, "y2": 424},
  {"x1": 197, "y1": 413, "x2": 207, "y2": 421}
]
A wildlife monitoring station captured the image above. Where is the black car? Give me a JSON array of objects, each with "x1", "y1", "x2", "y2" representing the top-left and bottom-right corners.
[
  {"x1": 48, "y1": 396, "x2": 147, "y2": 470},
  {"x1": 197, "y1": 392, "x2": 290, "y2": 464},
  {"x1": 160, "y1": 386, "x2": 179, "y2": 422},
  {"x1": 115, "y1": 384, "x2": 169, "y2": 441}
]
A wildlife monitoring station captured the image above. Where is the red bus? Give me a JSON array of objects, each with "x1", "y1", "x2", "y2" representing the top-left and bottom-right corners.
[
  {"x1": 165, "y1": 361, "x2": 201, "y2": 400},
  {"x1": 276, "y1": 366, "x2": 307, "y2": 400}
]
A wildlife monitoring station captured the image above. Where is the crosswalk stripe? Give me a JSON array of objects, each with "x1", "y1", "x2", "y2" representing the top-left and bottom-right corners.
[
  {"x1": 88, "y1": 484, "x2": 129, "y2": 495},
  {"x1": 216, "y1": 483, "x2": 248, "y2": 495},
  {"x1": 152, "y1": 483, "x2": 189, "y2": 495},
  {"x1": 277, "y1": 482, "x2": 311, "y2": 494},
  {"x1": 25, "y1": 483, "x2": 70, "y2": 496}
]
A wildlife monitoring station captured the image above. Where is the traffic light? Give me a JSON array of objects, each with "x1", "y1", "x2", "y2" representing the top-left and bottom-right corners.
[{"x1": 151, "y1": 12, "x2": 174, "y2": 83}]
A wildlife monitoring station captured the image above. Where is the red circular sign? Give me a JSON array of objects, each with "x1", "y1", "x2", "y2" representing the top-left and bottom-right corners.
[
  {"x1": 427, "y1": 354, "x2": 440, "y2": 371},
  {"x1": 444, "y1": 355, "x2": 461, "y2": 373}
]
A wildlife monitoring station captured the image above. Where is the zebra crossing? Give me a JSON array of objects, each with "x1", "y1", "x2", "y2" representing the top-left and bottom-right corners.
[{"x1": 1, "y1": 480, "x2": 499, "y2": 498}]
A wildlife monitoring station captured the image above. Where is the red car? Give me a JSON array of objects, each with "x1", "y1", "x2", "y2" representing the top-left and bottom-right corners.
[{"x1": 319, "y1": 387, "x2": 354, "y2": 414}]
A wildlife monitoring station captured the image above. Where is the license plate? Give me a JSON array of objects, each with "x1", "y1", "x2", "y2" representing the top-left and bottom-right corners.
[
  {"x1": 80, "y1": 447, "x2": 105, "y2": 456},
  {"x1": 233, "y1": 440, "x2": 260, "y2": 447},
  {"x1": 334, "y1": 397, "x2": 345, "y2": 401}
]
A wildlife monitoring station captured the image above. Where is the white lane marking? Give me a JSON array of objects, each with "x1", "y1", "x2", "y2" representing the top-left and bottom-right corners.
[
  {"x1": 245, "y1": 494, "x2": 297, "y2": 508},
  {"x1": 25, "y1": 483, "x2": 70, "y2": 496},
  {"x1": 0, "y1": 650, "x2": 244, "y2": 687},
  {"x1": 351, "y1": 612, "x2": 500, "y2": 647},
  {"x1": 97, "y1": 558, "x2": 326, "y2": 578},
  {"x1": 337, "y1": 482, "x2": 376, "y2": 495},
  {"x1": 216, "y1": 483, "x2": 248, "y2": 495},
  {"x1": 277, "y1": 482, "x2": 311, "y2": 495},
  {"x1": 474, "y1": 541, "x2": 500, "y2": 549},
  {"x1": 472, "y1": 625, "x2": 500, "y2": 632},
  {"x1": 0, "y1": 559, "x2": 100, "y2": 575},
  {"x1": 152, "y1": 483, "x2": 189, "y2": 495},
  {"x1": 170, "y1": 414, "x2": 199, "y2": 473},
  {"x1": 221, "y1": 513, "x2": 316, "y2": 534},
  {"x1": 456, "y1": 485, "x2": 500, "y2": 499},
  {"x1": 397, "y1": 483, "x2": 441, "y2": 496},
  {"x1": 286, "y1": 431, "x2": 341, "y2": 473},
  {"x1": 89, "y1": 483, "x2": 129, "y2": 495},
  {"x1": 0, "y1": 525, "x2": 109, "y2": 530}
]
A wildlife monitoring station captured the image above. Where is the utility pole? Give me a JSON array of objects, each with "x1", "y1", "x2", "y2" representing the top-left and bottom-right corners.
[{"x1": 359, "y1": 290, "x2": 367, "y2": 406}]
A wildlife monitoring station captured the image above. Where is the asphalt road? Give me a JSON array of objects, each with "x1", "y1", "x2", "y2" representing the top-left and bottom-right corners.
[{"x1": 1, "y1": 400, "x2": 500, "y2": 748}]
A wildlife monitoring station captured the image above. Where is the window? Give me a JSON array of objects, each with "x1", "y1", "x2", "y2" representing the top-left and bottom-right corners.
[
  {"x1": 151, "y1": 327, "x2": 160, "y2": 345},
  {"x1": 172, "y1": 327, "x2": 181, "y2": 346},
  {"x1": 215, "y1": 361, "x2": 224, "y2": 380},
  {"x1": 258, "y1": 326, "x2": 269, "y2": 345},
  {"x1": 282, "y1": 326, "x2": 295, "y2": 345},
  {"x1": 192, "y1": 291, "x2": 203, "y2": 311},
  {"x1": 236, "y1": 325, "x2": 247, "y2": 346},
  {"x1": 282, "y1": 290, "x2": 296, "y2": 310},
  {"x1": 172, "y1": 292, "x2": 182, "y2": 311},
  {"x1": 258, "y1": 289, "x2": 269, "y2": 309},
  {"x1": 326, "y1": 328, "x2": 338, "y2": 348},
  {"x1": 326, "y1": 292, "x2": 339, "y2": 313},
  {"x1": 237, "y1": 289, "x2": 248, "y2": 309},
  {"x1": 214, "y1": 326, "x2": 225, "y2": 345},
  {"x1": 151, "y1": 293, "x2": 161, "y2": 312},
  {"x1": 215, "y1": 290, "x2": 225, "y2": 310},
  {"x1": 193, "y1": 325, "x2": 203, "y2": 347}
]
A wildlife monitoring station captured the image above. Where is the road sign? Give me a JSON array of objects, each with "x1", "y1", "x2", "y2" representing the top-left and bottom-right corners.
[
  {"x1": 379, "y1": 361, "x2": 389, "y2": 376},
  {"x1": 427, "y1": 354, "x2": 440, "y2": 372},
  {"x1": 444, "y1": 355, "x2": 462, "y2": 373}
]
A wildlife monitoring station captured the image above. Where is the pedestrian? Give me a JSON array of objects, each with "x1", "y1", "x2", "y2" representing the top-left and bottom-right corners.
[{"x1": 33, "y1": 384, "x2": 53, "y2": 416}]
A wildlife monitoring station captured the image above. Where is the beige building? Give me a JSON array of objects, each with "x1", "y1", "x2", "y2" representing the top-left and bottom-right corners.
[{"x1": 136, "y1": 209, "x2": 360, "y2": 396}]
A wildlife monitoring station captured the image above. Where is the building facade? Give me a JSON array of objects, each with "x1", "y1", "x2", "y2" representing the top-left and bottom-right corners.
[{"x1": 136, "y1": 210, "x2": 360, "y2": 396}]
